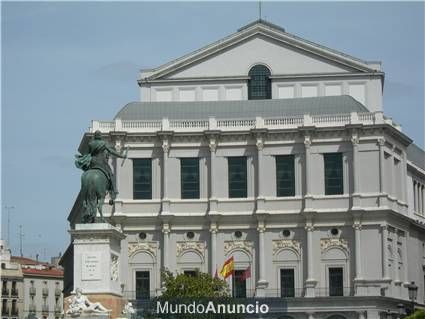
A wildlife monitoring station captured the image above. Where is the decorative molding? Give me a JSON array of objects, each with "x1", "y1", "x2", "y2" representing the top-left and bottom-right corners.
[
  {"x1": 110, "y1": 255, "x2": 119, "y2": 281},
  {"x1": 176, "y1": 241, "x2": 205, "y2": 257},
  {"x1": 162, "y1": 139, "x2": 170, "y2": 154},
  {"x1": 272, "y1": 239, "x2": 301, "y2": 255},
  {"x1": 377, "y1": 137, "x2": 385, "y2": 147},
  {"x1": 256, "y1": 137, "x2": 264, "y2": 151},
  {"x1": 320, "y1": 238, "x2": 348, "y2": 252},
  {"x1": 128, "y1": 241, "x2": 157, "y2": 257},
  {"x1": 224, "y1": 240, "x2": 254, "y2": 256}
]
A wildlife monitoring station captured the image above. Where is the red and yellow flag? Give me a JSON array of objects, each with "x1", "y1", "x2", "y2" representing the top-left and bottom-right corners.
[{"x1": 220, "y1": 256, "x2": 234, "y2": 279}]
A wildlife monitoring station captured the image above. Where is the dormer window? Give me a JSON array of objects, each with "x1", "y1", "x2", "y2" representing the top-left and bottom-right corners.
[{"x1": 248, "y1": 65, "x2": 271, "y2": 100}]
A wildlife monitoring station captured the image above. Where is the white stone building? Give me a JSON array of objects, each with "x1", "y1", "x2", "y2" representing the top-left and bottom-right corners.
[{"x1": 65, "y1": 20, "x2": 425, "y2": 319}]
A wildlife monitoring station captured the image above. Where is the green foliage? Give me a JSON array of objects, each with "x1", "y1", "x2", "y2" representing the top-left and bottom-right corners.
[
  {"x1": 407, "y1": 310, "x2": 425, "y2": 319},
  {"x1": 161, "y1": 270, "x2": 230, "y2": 298}
]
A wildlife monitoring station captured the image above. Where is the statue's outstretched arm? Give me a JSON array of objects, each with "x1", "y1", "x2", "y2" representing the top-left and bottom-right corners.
[{"x1": 106, "y1": 145, "x2": 127, "y2": 158}]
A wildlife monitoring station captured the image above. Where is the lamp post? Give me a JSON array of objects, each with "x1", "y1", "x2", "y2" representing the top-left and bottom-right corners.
[{"x1": 407, "y1": 281, "x2": 418, "y2": 315}]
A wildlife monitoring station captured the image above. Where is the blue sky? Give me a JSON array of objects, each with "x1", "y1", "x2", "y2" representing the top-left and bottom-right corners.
[{"x1": 1, "y1": 2, "x2": 424, "y2": 260}]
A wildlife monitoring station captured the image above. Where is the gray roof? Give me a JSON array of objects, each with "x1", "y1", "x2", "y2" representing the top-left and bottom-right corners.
[
  {"x1": 114, "y1": 95, "x2": 369, "y2": 121},
  {"x1": 407, "y1": 143, "x2": 425, "y2": 171}
]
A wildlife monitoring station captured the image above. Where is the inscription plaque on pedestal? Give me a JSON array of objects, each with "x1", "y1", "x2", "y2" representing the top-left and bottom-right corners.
[{"x1": 82, "y1": 252, "x2": 101, "y2": 281}]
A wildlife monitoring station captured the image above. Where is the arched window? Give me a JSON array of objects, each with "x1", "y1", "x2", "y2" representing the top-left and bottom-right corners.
[{"x1": 248, "y1": 65, "x2": 271, "y2": 100}]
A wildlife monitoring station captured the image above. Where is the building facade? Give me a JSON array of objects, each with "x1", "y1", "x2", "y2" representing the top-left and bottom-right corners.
[
  {"x1": 0, "y1": 240, "x2": 23, "y2": 319},
  {"x1": 11, "y1": 257, "x2": 64, "y2": 319},
  {"x1": 66, "y1": 20, "x2": 425, "y2": 319}
]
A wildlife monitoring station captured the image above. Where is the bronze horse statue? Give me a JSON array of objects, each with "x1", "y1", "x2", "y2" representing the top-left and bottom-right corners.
[
  {"x1": 76, "y1": 130, "x2": 127, "y2": 223},
  {"x1": 80, "y1": 169, "x2": 110, "y2": 223}
]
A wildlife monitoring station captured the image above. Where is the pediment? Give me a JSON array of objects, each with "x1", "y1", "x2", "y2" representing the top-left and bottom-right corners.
[{"x1": 142, "y1": 21, "x2": 379, "y2": 81}]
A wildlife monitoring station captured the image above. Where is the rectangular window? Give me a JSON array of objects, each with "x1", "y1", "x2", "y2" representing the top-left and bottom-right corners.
[
  {"x1": 276, "y1": 155, "x2": 295, "y2": 197},
  {"x1": 133, "y1": 159, "x2": 152, "y2": 199},
  {"x1": 180, "y1": 158, "x2": 200, "y2": 199},
  {"x1": 324, "y1": 153, "x2": 344, "y2": 195},
  {"x1": 329, "y1": 267, "x2": 344, "y2": 296},
  {"x1": 232, "y1": 270, "x2": 247, "y2": 298},
  {"x1": 280, "y1": 269, "x2": 295, "y2": 297},
  {"x1": 228, "y1": 157, "x2": 247, "y2": 198},
  {"x1": 183, "y1": 270, "x2": 198, "y2": 277},
  {"x1": 135, "y1": 271, "x2": 150, "y2": 300}
]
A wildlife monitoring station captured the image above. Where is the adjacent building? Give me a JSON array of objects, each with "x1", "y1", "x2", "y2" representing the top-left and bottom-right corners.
[
  {"x1": 0, "y1": 240, "x2": 23, "y2": 319},
  {"x1": 11, "y1": 257, "x2": 64, "y2": 319},
  {"x1": 65, "y1": 19, "x2": 425, "y2": 319}
]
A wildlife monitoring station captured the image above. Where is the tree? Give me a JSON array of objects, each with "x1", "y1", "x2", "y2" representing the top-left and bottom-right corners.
[
  {"x1": 406, "y1": 310, "x2": 425, "y2": 319},
  {"x1": 161, "y1": 270, "x2": 230, "y2": 298}
]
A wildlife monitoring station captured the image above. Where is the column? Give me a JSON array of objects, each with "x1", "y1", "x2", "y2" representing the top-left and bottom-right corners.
[
  {"x1": 351, "y1": 134, "x2": 360, "y2": 194},
  {"x1": 422, "y1": 186, "x2": 425, "y2": 214},
  {"x1": 305, "y1": 225, "x2": 317, "y2": 297},
  {"x1": 378, "y1": 138, "x2": 386, "y2": 206},
  {"x1": 304, "y1": 135, "x2": 312, "y2": 196},
  {"x1": 381, "y1": 225, "x2": 390, "y2": 280},
  {"x1": 209, "y1": 138, "x2": 217, "y2": 199},
  {"x1": 256, "y1": 137, "x2": 264, "y2": 197},
  {"x1": 256, "y1": 220, "x2": 268, "y2": 297},
  {"x1": 162, "y1": 223, "x2": 170, "y2": 271},
  {"x1": 394, "y1": 230, "x2": 400, "y2": 283},
  {"x1": 208, "y1": 137, "x2": 219, "y2": 214},
  {"x1": 161, "y1": 137, "x2": 171, "y2": 214},
  {"x1": 162, "y1": 138, "x2": 170, "y2": 199},
  {"x1": 390, "y1": 149, "x2": 396, "y2": 198},
  {"x1": 413, "y1": 181, "x2": 418, "y2": 213},
  {"x1": 401, "y1": 151, "x2": 408, "y2": 204},
  {"x1": 210, "y1": 223, "x2": 217, "y2": 274},
  {"x1": 354, "y1": 223, "x2": 363, "y2": 280},
  {"x1": 256, "y1": 136, "x2": 266, "y2": 213},
  {"x1": 419, "y1": 184, "x2": 423, "y2": 215},
  {"x1": 357, "y1": 311, "x2": 366, "y2": 319},
  {"x1": 306, "y1": 312, "x2": 315, "y2": 319}
]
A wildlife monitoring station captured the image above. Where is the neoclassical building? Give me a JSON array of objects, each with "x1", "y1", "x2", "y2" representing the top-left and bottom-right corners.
[{"x1": 65, "y1": 20, "x2": 425, "y2": 319}]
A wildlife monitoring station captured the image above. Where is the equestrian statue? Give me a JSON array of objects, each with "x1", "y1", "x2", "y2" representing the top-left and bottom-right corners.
[{"x1": 75, "y1": 130, "x2": 127, "y2": 223}]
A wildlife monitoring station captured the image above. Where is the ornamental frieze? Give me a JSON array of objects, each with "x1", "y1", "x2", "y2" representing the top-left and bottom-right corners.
[
  {"x1": 320, "y1": 238, "x2": 348, "y2": 252},
  {"x1": 176, "y1": 241, "x2": 205, "y2": 257},
  {"x1": 128, "y1": 241, "x2": 157, "y2": 257},
  {"x1": 224, "y1": 240, "x2": 254, "y2": 255},
  {"x1": 272, "y1": 239, "x2": 301, "y2": 255}
]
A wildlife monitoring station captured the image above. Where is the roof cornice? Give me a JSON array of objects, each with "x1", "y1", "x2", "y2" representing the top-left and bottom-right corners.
[
  {"x1": 141, "y1": 21, "x2": 379, "y2": 82},
  {"x1": 138, "y1": 71, "x2": 384, "y2": 86}
]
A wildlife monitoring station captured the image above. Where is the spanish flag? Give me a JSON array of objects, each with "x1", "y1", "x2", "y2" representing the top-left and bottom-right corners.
[{"x1": 220, "y1": 256, "x2": 234, "y2": 279}]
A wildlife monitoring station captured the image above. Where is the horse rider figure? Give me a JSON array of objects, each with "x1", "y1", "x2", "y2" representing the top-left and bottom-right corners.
[{"x1": 75, "y1": 130, "x2": 127, "y2": 203}]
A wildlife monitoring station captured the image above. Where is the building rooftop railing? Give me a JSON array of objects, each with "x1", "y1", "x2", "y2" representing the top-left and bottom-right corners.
[{"x1": 91, "y1": 112, "x2": 402, "y2": 134}]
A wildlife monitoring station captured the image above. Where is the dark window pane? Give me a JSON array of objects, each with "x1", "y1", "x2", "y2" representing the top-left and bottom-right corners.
[
  {"x1": 324, "y1": 153, "x2": 343, "y2": 195},
  {"x1": 276, "y1": 155, "x2": 295, "y2": 197},
  {"x1": 228, "y1": 157, "x2": 247, "y2": 198},
  {"x1": 280, "y1": 269, "x2": 295, "y2": 297},
  {"x1": 136, "y1": 271, "x2": 150, "y2": 300},
  {"x1": 133, "y1": 159, "x2": 152, "y2": 199},
  {"x1": 232, "y1": 270, "x2": 246, "y2": 298},
  {"x1": 329, "y1": 267, "x2": 343, "y2": 296},
  {"x1": 181, "y1": 158, "x2": 200, "y2": 199},
  {"x1": 183, "y1": 270, "x2": 197, "y2": 277},
  {"x1": 248, "y1": 65, "x2": 271, "y2": 100}
]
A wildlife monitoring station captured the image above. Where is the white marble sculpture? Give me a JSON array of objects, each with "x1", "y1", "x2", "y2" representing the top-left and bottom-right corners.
[
  {"x1": 122, "y1": 302, "x2": 136, "y2": 315},
  {"x1": 66, "y1": 288, "x2": 111, "y2": 316}
]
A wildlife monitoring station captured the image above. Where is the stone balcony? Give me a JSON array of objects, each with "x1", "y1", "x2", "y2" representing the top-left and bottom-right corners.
[{"x1": 90, "y1": 111, "x2": 400, "y2": 134}]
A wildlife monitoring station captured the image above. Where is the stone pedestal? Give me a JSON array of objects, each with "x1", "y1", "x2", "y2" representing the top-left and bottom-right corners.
[{"x1": 68, "y1": 223, "x2": 126, "y2": 318}]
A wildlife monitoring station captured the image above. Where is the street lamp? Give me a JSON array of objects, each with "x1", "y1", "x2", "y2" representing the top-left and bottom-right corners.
[{"x1": 407, "y1": 281, "x2": 418, "y2": 314}]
